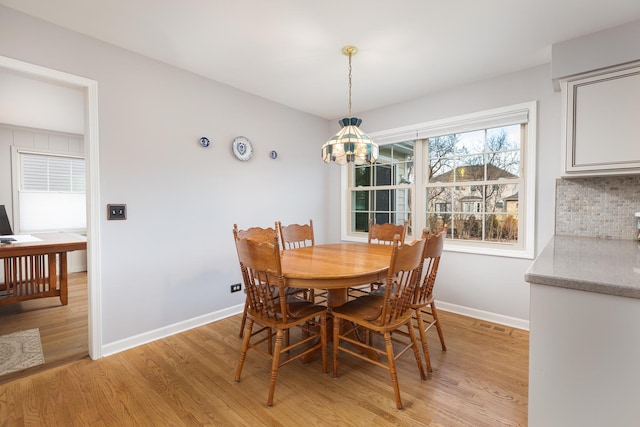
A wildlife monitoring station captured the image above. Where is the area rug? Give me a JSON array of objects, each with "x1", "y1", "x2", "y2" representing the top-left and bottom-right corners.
[{"x1": 0, "y1": 328, "x2": 45, "y2": 376}]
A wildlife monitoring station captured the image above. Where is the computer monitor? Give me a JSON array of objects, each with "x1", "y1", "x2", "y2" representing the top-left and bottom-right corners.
[{"x1": 0, "y1": 205, "x2": 14, "y2": 235}]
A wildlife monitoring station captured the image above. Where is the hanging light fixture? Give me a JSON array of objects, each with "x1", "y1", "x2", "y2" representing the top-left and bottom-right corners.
[{"x1": 322, "y1": 46, "x2": 378, "y2": 165}]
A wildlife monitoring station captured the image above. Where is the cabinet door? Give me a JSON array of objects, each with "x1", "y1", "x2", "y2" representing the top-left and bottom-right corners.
[{"x1": 563, "y1": 64, "x2": 640, "y2": 176}]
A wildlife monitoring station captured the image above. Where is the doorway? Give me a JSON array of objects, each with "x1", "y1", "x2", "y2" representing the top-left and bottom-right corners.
[{"x1": 0, "y1": 55, "x2": 101, "y2": 367}]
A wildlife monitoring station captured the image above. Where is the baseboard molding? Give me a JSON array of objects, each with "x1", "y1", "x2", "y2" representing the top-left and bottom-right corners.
[
  {"x1": 101, "y1": 303, "x2": 244, "y2": 358},
  {"x1": 437, "y1": 301, "x2": 530, "y2": 331},
  {"x1": 100, "y1": 300, "x2": 528, "y2": 358}
]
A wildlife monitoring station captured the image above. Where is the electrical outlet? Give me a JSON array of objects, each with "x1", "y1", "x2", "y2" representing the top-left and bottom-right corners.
[
  {"x1": 230, "y1": 283, "x2": 242, "y2": 293},
  {"x1": 107, "y1": 204, "x2": 127, "y2": 220}
]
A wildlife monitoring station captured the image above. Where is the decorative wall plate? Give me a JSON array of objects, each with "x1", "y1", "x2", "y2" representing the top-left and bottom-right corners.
[
  {"x1": 232, "y1": 136, "x2": 253, "y2": 161},
  {"x1": 199, "y1": 137, "x2": 210, "y2": 147}
]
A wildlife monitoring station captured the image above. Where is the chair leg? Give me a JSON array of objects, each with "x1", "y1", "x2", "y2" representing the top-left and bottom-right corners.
[
  {"x1": 431, "y1": 302, "x2": 447, "y2": 351},
  {"x1": 320, "y1": 314, "x2": 328, "y2": 374},
  {"x1": 267, "y1": 329, "x2": 284, "y2": 407},
  {"x1": 383, "y1": 331, "x2": 403, "y2": 411},
  {"x1": 406, "y1": 318, "x2": 427, "y2": 381},
  {"x1": 415, "y1": 309, "x2": 433, "y2": 373},
  {"x1": 332, "y1": 317, "x2": 341, "y2": 378},
  {"x1": 239, "y1": 298, "x2": 249, "y2": 338},
  {"x1": 235, "y1": 318, "x2": 253, "y2": 382}
]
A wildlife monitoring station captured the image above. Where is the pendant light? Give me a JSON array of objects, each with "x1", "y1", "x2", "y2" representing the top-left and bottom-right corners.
[{"x1": 321, "y1": 46, "x2": 378, "y2": 165}]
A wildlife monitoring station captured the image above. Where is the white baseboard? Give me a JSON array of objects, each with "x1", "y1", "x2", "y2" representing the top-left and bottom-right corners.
[
  {"x1": 437, "y1": 301, "x2": 529, "y2": 331},
  {"x1": 99, "y1": 300, "x2": 528, "y2": 359},
  {"x1": 100, "y1": 303, "x2": 244, "y2": 358}
]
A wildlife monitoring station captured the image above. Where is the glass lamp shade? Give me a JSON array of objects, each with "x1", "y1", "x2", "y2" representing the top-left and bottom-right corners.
[{"x1": 321, "y1": 117, "x2": 379, "y2": 165}]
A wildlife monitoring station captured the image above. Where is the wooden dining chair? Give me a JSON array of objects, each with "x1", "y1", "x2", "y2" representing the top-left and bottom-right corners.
[
  {"x1": 277, "y1": 219, "x2": 314, "y2": 250},
  {"x1": 332, "y1": 233, "x2": 427, "y2": 410},
  {"x1": 234, "y1": 223, "x2": 307, "y2": 337},
  {"x1": 411, "y1": 227, "x2": 446, "y2": 373},
  {"x1": 349, "y1": 219, "x2": 408, "y2": 298},
  {"x1": 277, "y1": 219, "x2": 323, "y2": 304},
  {"x1": 233, "y1": 230, "x2": 328, "y2": 407},
  {"x1": 234, "y1": 223, "x2": 279, "y2": 337},
  {"x1": 368, "y1": 219, "x2": 408, "y2": 245}
]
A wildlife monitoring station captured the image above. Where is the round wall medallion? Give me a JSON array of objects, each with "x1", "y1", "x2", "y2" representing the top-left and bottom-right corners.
[
  {"x1": 269, "y1": 150, "x2": 278, "y2": 159},
  {"x1": 232, "y1": 136, "x2": 253, "y2": 161},
  {"x1": 199, "y1": 137, "x2": 210, "y2": 147}
]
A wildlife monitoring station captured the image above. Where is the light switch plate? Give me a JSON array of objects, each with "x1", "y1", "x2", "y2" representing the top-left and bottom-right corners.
[{"x1": 107, "y1": 204, "x2": 127, "y2": 220}]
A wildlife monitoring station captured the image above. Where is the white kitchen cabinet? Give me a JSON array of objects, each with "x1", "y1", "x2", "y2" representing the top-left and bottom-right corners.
[
  {"x1": 526, "y1": 236, "x2": 640, "y2": 426},
  {"x1": 562, "y1": 62, "x2": 640, "y2": 176}
]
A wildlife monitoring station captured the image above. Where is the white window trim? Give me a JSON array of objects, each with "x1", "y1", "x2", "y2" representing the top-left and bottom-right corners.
[{"x1": 340, "y1": 101, "x2": 537, "y2": 259}]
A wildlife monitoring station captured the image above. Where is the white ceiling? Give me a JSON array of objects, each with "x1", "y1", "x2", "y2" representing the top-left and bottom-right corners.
[{"x1": 2, "y1": 0, "x2": 640, "y2": 119}]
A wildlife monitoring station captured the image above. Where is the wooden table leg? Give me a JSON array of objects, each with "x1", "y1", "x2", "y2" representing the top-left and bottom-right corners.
[
  {"x1": 59, "y1": 252, "x2": 68, "y2": 305},
  {"x1": 326, "y1": 288, "x2": 348, "y2": 308}
]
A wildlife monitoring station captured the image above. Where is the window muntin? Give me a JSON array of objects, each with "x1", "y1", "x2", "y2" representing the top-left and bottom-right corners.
[{"x1": 349, "y1": 141, "x2": 414, "y2": 235}]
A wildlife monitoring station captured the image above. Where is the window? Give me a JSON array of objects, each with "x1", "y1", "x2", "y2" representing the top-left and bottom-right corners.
[
  {"x1": 14, "y1": 149, "x2": 86, "y2": 233},
  {"x1": 427, "y1": 125, "x2": 521, "y2": 244},
  {"x1": 342, "y1": 102, "x2": 536, "y2": 258}
]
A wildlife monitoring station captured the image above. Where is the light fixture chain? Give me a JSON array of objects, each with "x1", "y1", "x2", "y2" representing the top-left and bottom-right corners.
[{"x1": 348, "y1": 50, "x2": 352, "y2": 118}]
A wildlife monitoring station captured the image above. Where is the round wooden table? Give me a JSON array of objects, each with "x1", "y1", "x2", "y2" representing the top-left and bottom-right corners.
[{"x1": 280, "y1": 242, "x2": 392, "y2": 307}]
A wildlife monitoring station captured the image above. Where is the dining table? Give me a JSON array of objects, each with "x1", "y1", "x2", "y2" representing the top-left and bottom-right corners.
[
  {"x1": 0, "y1": 232, "x2": 87, "y2": 307},
  {"x1": 280, "y1": 242, "x2": 393, "y2": 308},
  {"x1": 279, "y1": 242, "x2": 393, "y2": 361}
]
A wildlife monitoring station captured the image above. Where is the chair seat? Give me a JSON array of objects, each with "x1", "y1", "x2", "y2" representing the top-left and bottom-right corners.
[
  {"x1": 286, "y1": 300, "x2": 327, "y2": 320},
  {"x1": 331, "y1": 295, "x2": 409, "y2": 332},
  {"x1": 250, "y1": 302, "x2": 325, "y2": 325}
]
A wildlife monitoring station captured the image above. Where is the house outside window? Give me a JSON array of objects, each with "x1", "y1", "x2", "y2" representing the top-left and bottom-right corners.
[{"x1": 342, "y1": 102, "x2": 536, "y2": 259}]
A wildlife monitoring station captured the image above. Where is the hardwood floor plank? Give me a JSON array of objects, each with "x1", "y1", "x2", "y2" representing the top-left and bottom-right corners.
[
  {"x1": 0, "y1": 307, "x2": 528, "y2": 426},
  {"x1": 0, "y1": 272, "x2": 88, "y2": 384}
]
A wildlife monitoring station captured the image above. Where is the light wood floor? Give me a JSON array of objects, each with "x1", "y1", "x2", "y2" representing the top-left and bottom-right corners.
[
  {"x1": 0, "y1": 307, "x2": 529, "y2": 426},
  {"x1": 0, "y1": 272, "x2": 88, "y2": 383}
]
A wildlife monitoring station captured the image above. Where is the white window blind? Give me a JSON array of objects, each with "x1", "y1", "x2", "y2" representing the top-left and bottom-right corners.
[{"x1": 19, "y1": 152, "x2": 86, "y2": 232}]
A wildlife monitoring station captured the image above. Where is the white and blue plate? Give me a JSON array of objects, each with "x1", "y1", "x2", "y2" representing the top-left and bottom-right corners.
[{"x1": 232, "y1": 136, "x2": 253, "y2": 161}]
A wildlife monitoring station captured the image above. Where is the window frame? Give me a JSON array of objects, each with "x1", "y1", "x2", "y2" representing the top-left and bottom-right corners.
[{"x1": 341, "y1": 101, "x2": 537, "y2": 259}]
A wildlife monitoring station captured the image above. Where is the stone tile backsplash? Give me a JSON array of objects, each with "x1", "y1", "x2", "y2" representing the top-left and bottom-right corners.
[{"x1": 555, "y1": 176, "x2": 640, "y2": 240}]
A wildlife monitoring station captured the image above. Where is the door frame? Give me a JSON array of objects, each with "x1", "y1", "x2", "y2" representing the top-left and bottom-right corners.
[{"x1": 0, "y1": 55, "x2": 102, "y2": 359}]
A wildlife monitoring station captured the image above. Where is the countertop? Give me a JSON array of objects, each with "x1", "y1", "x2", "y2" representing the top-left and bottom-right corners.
[{"x1": 525, "y1": 234, "x2": 640, "y2": 299}]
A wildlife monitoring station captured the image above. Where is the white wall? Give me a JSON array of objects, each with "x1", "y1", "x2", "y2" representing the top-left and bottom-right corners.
[
  {"x1": 327, "y1": 64, "x2": 561, "y2": 326},
  {"x1": 0, "y1": 69, "x2": 84, "y2": 133},
  {"x1": 551, "y1": 19, "x2": 640, "y2": 86},
  {"x1": 0, "y1": 5, "x2": 330, "y2": 349}
]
